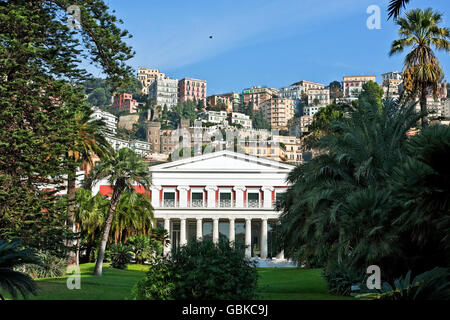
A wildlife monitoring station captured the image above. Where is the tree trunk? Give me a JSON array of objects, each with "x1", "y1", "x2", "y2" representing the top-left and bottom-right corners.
[
  {"x1": 420, "y1": 82, "x2": 429, "y2": 128},
  {"x1": 67, "y1": 167, "x2": 78, "y2": 266},
  {"x1": 75, "y1": 222, "x2": 81, "y2": 264},
  {"x1": 94, "y1": 185, "x2": 123, "y2": 276}
]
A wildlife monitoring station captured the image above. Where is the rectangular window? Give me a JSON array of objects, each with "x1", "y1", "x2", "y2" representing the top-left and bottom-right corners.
[
  {"x1": 219, "y1": 192, "x2": 232, "y2": 207},
  {"x1": 191, "y1": 192, "x2": 204, "y2": 207},
  {"x1": 163, "y1": 192, "x2": 175, "y2": 207},
  {"x1": 247, "y1": 192, "x2": 259, "y2": 208}
]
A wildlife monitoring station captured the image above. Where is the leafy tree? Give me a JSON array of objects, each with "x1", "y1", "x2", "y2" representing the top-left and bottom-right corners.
[
  {"x1": 389, "y1": 8, "x2": 449, "y2": 127},
  {"x1": 182, "y1": 100, "x2": 198, "y2": 125},
  {"x1": 0, "y1": 0, "x2": 134, "y2": 255},
  {"x1": 278, "y1": 99, "x2": 424, "y2": 281},
  {"x1": 358, "y1": 81, "x2": 384, "y2": 109},
  {"x1": 0, "y1": 239, "x2": 40, "y2": 300},
  {"x1": 253, "y1": 111, "x2": 271, "y2": 130},
  {"x1": 84, "y1": 148, "x2": 151, "y2": 276},
  {"x1": 65, "y1": 107, "x2": 113, "y2": 265},
  {"x1": 329, "y1": 81, "x2": 343, "y2": 101},
  {"x1": 134, "y1": 239, "x2": 258, "y2": 300},
  {"x1": 87, "y1": 87, "x2": 108, "y2": 107},
  {"x1": 112, "y1": 192, "x2": 154, "y2": 243}
]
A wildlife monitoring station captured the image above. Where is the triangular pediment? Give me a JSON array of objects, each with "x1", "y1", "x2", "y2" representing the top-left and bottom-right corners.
[{"x1": 150, "y1": 150, "x2": 294, "y2": 172}]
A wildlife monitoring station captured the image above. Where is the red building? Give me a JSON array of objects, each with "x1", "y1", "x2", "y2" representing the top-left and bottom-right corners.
[
  {"x1": 178, "y1": 78, "x2": 207, "y2": 105},
  {"x1": 111, "y1": 93, "x2": 138, "y2": 113}
]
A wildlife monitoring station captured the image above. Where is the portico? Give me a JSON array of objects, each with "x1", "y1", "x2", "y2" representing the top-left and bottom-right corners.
[{"x1": 149, "y1": 150, "x2": 294, "y2": 258}]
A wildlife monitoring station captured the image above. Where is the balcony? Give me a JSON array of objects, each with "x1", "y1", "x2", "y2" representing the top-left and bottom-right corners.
[{"x1": 156, "y1": 199, "x2": 269, "y2": 209}]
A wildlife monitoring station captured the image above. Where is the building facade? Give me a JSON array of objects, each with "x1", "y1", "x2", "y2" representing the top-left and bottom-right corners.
[
  {"x1": 94, "y1": 151, "x2": 294, "y2": 258},
  {"x1": 149, "y1": 75, "x2": 179, "y2": 110},
  {"x1": 222, "y1": 92, "x2": 242, "y2": 111},
  {"x1": 230, "y1": 112, "x2": 252, "y2": 129},
  {"x1": 342, "y1": 75, "x2": 377, "y2": 99},
  {"x1": 91, "y1": 107, "x2": 117, "y2": 136},
  {"x1": 242, "y1": 86, "x2": 278, "y2": 111},
  {"x1": 137, "y1": 67, "x2": 166, "y2": 94},
  {"x1": 307, "y1": 88, "x2": 330, "y2": 106},
  {"x1": 110, "y1": 93, "x2": 138, "y2": 113},
  {"x1": 206, "y1": 95, "x2": 233, "y2": 112},
  {"x1": 178, "y1": 78, "x2": 207, "y2": 105},
  {"x1": 259, "y1": 98, "x2": 296, "y2": 130}
]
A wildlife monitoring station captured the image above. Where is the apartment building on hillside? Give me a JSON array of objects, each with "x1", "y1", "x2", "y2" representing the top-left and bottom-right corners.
[
  {"x1": 178, "y1": 78, "x2": 207, "y2": 105},
  {"x1": 137, "y1": 67, "x2": 166, "y2": 94},
  {"x1": 242, "y1": 86, "x2": 278, "y2": 111},
  {"x1": 259, "y1": 98, "x2": 295, "y2": 130},
  {"x1": 149, "y1": 75, "x2": 179, "y2": 110}
]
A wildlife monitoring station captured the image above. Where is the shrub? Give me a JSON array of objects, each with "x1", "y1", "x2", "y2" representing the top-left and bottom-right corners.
[
  {"x1": 19, "y1": 251, "x2": 67, "y2": 279},
  {"x1": 132, "y1": 239, "x2": 259, "y2": 300},
  {"x1": 323, "y1": 263, "x2": 365, "y2": 296},
  {"x1": 356, "y1": 267, "x2": 450, "y2": 300},
  {"x1": 132, "y1": 257, "x2": 175, "y2": 300},
  {"x1": 127, "y1": 235, "x2": 159, "y2": 264},
  {"x1": 171, "y1": 239, "x2": 258, "y2": 300},
  {"x1": 107, "y1": 244, "x2": 132, "y2": 269}
]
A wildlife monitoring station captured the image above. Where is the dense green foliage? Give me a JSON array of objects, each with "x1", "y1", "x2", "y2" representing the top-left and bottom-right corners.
[
  {"x1": 84, "y1": 148, "x2": 152, "y2": 276},
  {"x1": 0, "y1": 239, "x2": 40, "y2": 300},
  {"x1": 0, "y1": 0, "x2": 135, "y2": 260},
  {"x1": 323, "y1": 263, "x2": 365, "y2": 296},
  {"x1": 278, "y1": 96, "x2": 450, "y2": 290},
  {"x1": 127, "y1": 234, "x2": 161, "y2": 264},
  {"x1": 132, "y1": 257, "x2": 176, "y2": 300},
  {"x1": 357, "y1": 268, "x2": 450, "y2": 300},
  {"x1": 107, "y1": 244, "x2": 133, "y2": 269},
  {"x1": 134, "y1": 239, "x2": 259, "y2": 300},
  {"x1": 170, "y1": 239, "x2": 258, "y2": 300},
  {"x1": 18, "y1": 251, "x2": 67, "y2": 280}
]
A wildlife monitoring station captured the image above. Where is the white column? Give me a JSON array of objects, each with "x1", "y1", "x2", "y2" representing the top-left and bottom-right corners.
[
  {"x1": 261, "y1": 219, "x2": 268, "y2": 259},
  {"x1": 233, "y1": 186, "x2": 246, "y2": 208},
  {"x1": 262, "y1": 186, "x2": 274, "y2": 208},
  {"x1": 150, "y1": 186, "x2": 162, "y2": 208},
  {"x1": 213, "y1": 218, "x2": 219, "y2": 244},
  {"x1": 196, "y1": 218, "x2": 202, "y2": 241},
  {"x1": 205, "y1": 186, "x2": 218, "y2": 208},
  {"x1": 180, "y1": 218, "x2": 187, "y2": 246},
  {"x1": 229, "y1": 218, "x2": 235, "y2": 244},
  {"x1": 163, "y1": 218, "x2": 171, "y2": 256},
  {"x1": 245, "y1": 218, "x2": 252, "y2": 258},
  {"x1": 177, "y1": 185, "x2": 190, "y2": 207}
]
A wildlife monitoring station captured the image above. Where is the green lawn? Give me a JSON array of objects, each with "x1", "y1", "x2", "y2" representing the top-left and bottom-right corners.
[
  {"x1": 19, "y1": 263, "x2": 349, "y2": 300},
  {"x1": 28, "y1": 263, "x2": 148, "y2": 300},
  {"x1": 257, "y1": 268, "x2": 352, "y2": 300}
]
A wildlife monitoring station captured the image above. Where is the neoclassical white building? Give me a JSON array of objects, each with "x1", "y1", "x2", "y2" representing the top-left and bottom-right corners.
[{"x1": 94, "y1": 150, "x2": 294, "y2": 259}]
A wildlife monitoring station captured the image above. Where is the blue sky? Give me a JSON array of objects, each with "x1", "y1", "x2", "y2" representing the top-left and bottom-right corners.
[{"x1": 95, "y1": 0, "x2": 449, "y2": 95}]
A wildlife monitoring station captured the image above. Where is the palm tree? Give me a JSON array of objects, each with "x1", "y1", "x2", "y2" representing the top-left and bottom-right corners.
[
  {"x1": 0, "y1": 239, "x2": 40, "y2": 300},
  {"x1": 84, "y1": 148, "x2": 151, "y2": 276},
  {"x1": 66, "y1": 108, "x2": 113, "y2": 265},
  {"x1": 74, "y1": 188, "x2": 108, "y2": 263},
  {"x1": 112, "y1": 191, "x2": 154, "y2": 243},
  {"x1": 278, "y1": 99, "x2": 422, "y2": 280},
  {"x1": 389, "y1": 8, "x2": 449, "y2": 128},
  {"x1": 388, "y1": 0, "x2": 410, "y2": 20}
]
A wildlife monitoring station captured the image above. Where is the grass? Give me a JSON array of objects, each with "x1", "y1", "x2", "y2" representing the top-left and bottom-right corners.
[
  {"x1": 27, "y1": 263, "x2": 149, "y2": 300},
  {"x1": 257, "y1": 268, "x2": 352, "y2": 300},
  {"x1": 14, "y1": 264, "x2": 350, "y2": 300}
]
